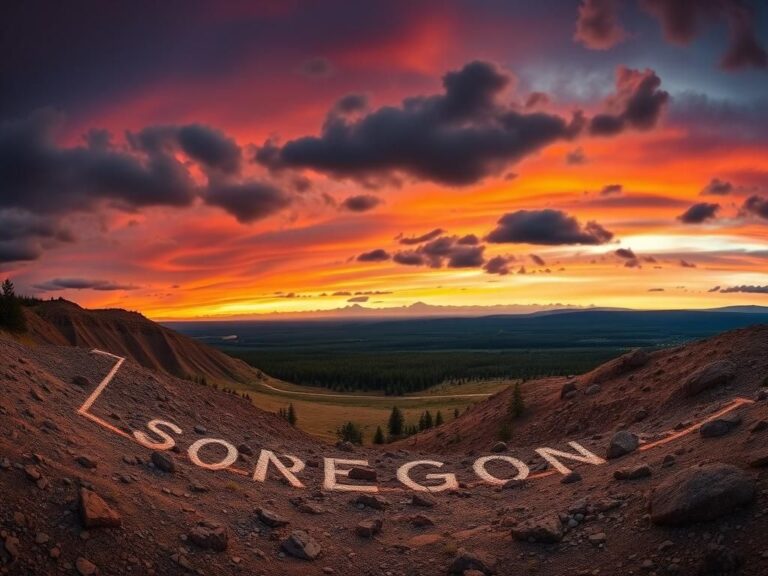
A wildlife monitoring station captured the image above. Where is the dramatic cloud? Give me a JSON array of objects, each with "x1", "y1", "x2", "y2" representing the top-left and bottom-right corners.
[
  {"x1": 720, "y1": 285, "x2": 768, "y2": 294},
  {"x1": 335, "y1": 94, "x2": 369, "y2": 115},
  {"x1": 574, "y1": 0, "x2": 626, "y2": 50},
  {"x1": 590, "y1": 67, "x2": 670, "y2": 136},
  {"x1": 205, "y1": 182, "x2": 292, "y2": 223},
  {"x1": 34, "y1": 278, "x2": 137, "y2": 291},
  {"x1": 257, "y1": 61, "x2": 583, "y2": 186},
  {"x1": 399, "y1": 228, "x2": 445, "y2": 245},
  {"x1": 600, "y1": 183, "x2": 623, "y2": 196},
  {"x1": 341, "y1": 194, "x2": 383, "y2": 212},
  {"x1": 742, "y1": 195, "x2": 768, "y2": 219},
  {"x1": 0, "y1": 110, "x2": 197, "y2": 216},
  {"x1": 0, "y1": 240, "x2": 42, "y2": 264},
  {"x1": 530, "y1": 254, "x2": 546, "y2": 266},
  {"x1": 391, "y1": 235, "x2": 485, "y2": 269},
  {"x1": 677, "y1": 202, "x2": 720, "y2": 223},
  {"x1": 347, "y1": 295, "x2": 369, "y2": 303},
  {"x1": 486, "y1": 209, "x2": 614, "y2": 245},
  {"x1": 357, "y1": 249, "x2": 391, "y2": 262},
  {"x1": 640, "y1": 0, "x2": 767, "y2": 70},
  {"x1": 700, "y1": 178, "x2": 733, "y2": 196},
  {"x1": 615, "y1": 248, "x2": 636, "y2": 259},
  {"x1": 483, "y1": 255, "x2": 515, "y2": 275},
  {"x1": 393, "y1": 251, "x2": 425, "y2": 266},
  {"x1": 457, "y1": 234, "x2": 480, "y2": 245}
]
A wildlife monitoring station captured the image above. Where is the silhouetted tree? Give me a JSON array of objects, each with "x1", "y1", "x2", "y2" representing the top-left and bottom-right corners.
[
  {"x1": 388, "y1": 406, "x2": 404, "y2": 437},
  {"x1": 0, "y1": 279, "x2": 26, "y2": 333},
  {"x1": 287, "y1": 403, "x2": 297, "y2": 426},
  {"x1": 336, "y1": 421, "x2": 363, "y2": 445},
  {"x1": 509, "y1": 382, "x2": 525, "y2": 419},
  {"x1": 373, "y1": 426, "x2": 385, "y2": 444},
  {"x1": 435, "y1": 411, "x2": 444, "y2": 426}
]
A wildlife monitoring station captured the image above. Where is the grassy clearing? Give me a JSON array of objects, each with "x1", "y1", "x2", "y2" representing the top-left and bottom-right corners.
[{"x1": 229, "y1": 377, "x2": 510, "y2": 444}]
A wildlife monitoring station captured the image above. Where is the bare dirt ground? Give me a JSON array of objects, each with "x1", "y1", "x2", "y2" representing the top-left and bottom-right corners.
[{"x1": 2, "y1": 317, "x2": 768, "y2": 575}]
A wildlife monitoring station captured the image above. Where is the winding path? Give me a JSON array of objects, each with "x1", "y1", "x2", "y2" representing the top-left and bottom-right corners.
[{"x1": 256, "y1": 379, "x2": 496, "y2": 400}]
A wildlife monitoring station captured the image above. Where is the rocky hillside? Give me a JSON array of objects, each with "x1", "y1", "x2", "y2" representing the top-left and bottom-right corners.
[
  {"x1": 22, "y1": 299, "x2": 263, "y2": 386},
  {"x1": 2, "y1": 326, "x2": 768, "y2": 575}
]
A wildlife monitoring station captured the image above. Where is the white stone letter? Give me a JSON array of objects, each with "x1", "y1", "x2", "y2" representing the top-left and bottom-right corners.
[
  {"x1": 473, "y1": 455, "x2": 529, "y2": 486},
  {"x1": 253, "y1": 450, "x2": 305, "y2": 488},
  {"x1": 397, "y1": 460, "x2": 458, "y2": 492},
  {"x1": 323, "y1": 458, "x2": 378, "y2": 492},
  {"x1": 188, "y1": 438, "x2": 238, "y2": 470},
  {"x1": 534, "y1": 441, "x2": 605, "y2": 475},
  {"x1": 133, "y1": 419, "x2": 182, "y2": 450}
]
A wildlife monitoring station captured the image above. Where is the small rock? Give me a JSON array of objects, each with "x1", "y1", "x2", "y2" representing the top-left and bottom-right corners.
[
  {"x1": 585, "y1": 384, "x2": 601, "y2": 396},
  {"x1": 256, "y1": 508, "x2": 289, "y2": 528},
  {"x1": 589, "y1": 532, "x2": 607, "y2": 546},
  {"x1": 411, "y1": 494, "x2": 436, "y2": 507},
  {"x1": 75, "y1": 455, "x2": 98, "y2": 469},
  {"x1": 561, "y1": 471, "x2": 582, "y2": 484},
  {"x1": 614, "y1": 464, "x2": 652, "y2": 481},
  {"x1": 355, "y1": 519, "x2": 383, "y2": 538},
  {"x1": 354, "y1": 494, "x2": 389, "y2": 510},
  {"x1": 151, "y1": 451, "x2": 176, "y2": 473},
  {"x1": 560, "y1": 381, "x2": 578, "y2": 399},
  {"x1": 72, "y1": 375, "x2": 92, "y2": 388},
  {"x1": 448, "y1": 549, "x2": 496, "y2": 575},
  {"x1": 188, "y1": 521, "x2": 228, "y2": 552},
  {"x1": 410, "y1": 514, "x2": 434, "y2": 527},
  {"x1": 76, "y1": 557, "x2": 98, "y2": 576},
  {"x1": 80, "y1": 488, "x2": 122, "y2": 528},
  {"x1": 606, "y1": 430, "x2": 638, "y2": 459},
  {"x1": 348, "y1": 467, "x2": 377, "y2": 482},
  {"x1": 490, "y1": 441, "x2": 507, "y2": 453},
  {"x1": 281, "y1": 530, "x2": 322, "y2": 560},
  {"x1": 511, "y1": 513, "x2": 563, "y2": 543},
  {"x1": 700, "y1": 414, "x2": 742, "y2": 438}
]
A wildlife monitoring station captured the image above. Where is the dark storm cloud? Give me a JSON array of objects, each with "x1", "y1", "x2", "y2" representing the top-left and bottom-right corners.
[
  {"x1": 256, "y1": 61, "x2": 583, "y2": 186},
  {"x1": 0, "y1": 240, "x2": 42, "y2": 264},
  {"x1": 0, "y1": 110, "x2": 197, "y2": 216},
  {"x1": 574, "y1": 0, "x2": 626, "y2": 50},
  {"x1": 34, "y1": 278, "x2": 137, "y2": 291},
  {"x1": 640, "y1": 0, "x2": 767, "y2": 70},
  {"x1": 677, "y1": 202, "x2": 720, "y2": 223},
  {"x1": 590, "y1": 68, "x2": 670, "y2": 136},
  {"x1": 483, "y1": 255, "x2": 515, "y2": 275},
  {"x1": 393, "y1": 251, "x2": 426, "y2": 266},
  {"x1": 340, "y1": 194, "x2": 382, "y2": 212},
  {"x1": 600, "y1": 183, "x2": 623, "y2": 196},
  {"x1": 486, "y1": 209, "x2": 614, "y2": 245},
  {"x1": 742, "y1": 195, "x2": 768, "y2": 219},
  {"x1": 457, "y1": 234, "x2": 480, "y2": 245},
  {"x1": 204, "y1": 181, "x2": 292, "y2": 224},
  {"x1": 399, "y1": 228, "x2": 445, "y2": 245},
  {"x1": 720, "y1": 285, "x2": 768, "y2": 293},
  {"x1": 357, "y1": 249, "x2": 391, "y2": 262},
  {"x1": 701, "y1": 178, "x2": 734, "y2": 195}
]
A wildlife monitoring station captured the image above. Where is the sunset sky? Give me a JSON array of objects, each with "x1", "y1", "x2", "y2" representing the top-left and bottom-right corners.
[{"x1": 1, "y1": 0, "x2": 767, "y2": 319}]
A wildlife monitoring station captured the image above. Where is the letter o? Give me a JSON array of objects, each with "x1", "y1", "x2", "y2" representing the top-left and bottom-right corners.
[
  {"x1": 473, "y1": 455, "x2": 529, "y2": 486},
  {"x1": 188, "y1": 438, "x2": 238, "y2": 470}
]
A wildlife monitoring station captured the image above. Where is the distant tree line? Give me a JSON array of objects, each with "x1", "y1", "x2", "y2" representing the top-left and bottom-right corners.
[{"x1": 233, "y1": 349, "x2": 617, "y2": 395}]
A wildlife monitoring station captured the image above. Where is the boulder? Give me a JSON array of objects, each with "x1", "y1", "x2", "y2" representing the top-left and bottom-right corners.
[
  {"x1": 281, "y1": 530, "x2": 322, "y2": 560},
  {"x1": 79, "y1": 488, "x2": 121, "y2": 528},
  {"x1": 619, "y1": 348, "x2": 650, "y2": 370},
  {"x1": 448, "y1": 549, "x2": 496, "y2": 575},
  {"x1": 650, "y1": 464, "x2": 754, "y2": 526},
  {"x1": 606, "y1": 430, "x2": 638, "y2": 459},
  {"x1": 151, "y1": 451, "x2": 176, "y2": 473},
  {"x1": 584, "y1": 384, "x2": 601, "y2": 396},
  {"x1": 681, "y1": 360, "x2": 736, "y2": 397},
  {"x1": 188, "y1": 521, "x2": 228, "y2": 551},
  {"x1": 511, "y1": 513, "x2": 563, "y2": 543},
  {"x1": 700, "y1": 413, "x2": 742, "y2": 438},
  {"x1": 560, "y1": 471, "x2": 582, "y2": 484}
]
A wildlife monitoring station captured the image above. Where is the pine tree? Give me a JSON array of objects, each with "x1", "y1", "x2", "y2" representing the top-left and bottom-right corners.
[
  {"x1": 453, "y1": 408, "x2": 460, "y2": 419},
  {"x1": 418, "y1": 412, "x2": 426, "y2": 431},
  {"x1": 510, "y1": 382, "x2": 525, "y2": 418},
  {"x1": 424, "y1": 410, "x2": 433, "y2": 429},
  {"x1": 373, "y1": 426, "x2": 385, "y2": 444},
  {"x1": 388, "y1": 406, "x2": 404, "y2": 437},
  {"x1": 0, "y1": 278, "x2": 26, "y2": 333},
  {"x1": 435, "y1": 411, "x2": 444, "y2": 426},
  {"x1": 287, "y1": 403, "x2": 297, "y2": 426},
  {"x1": 336, "y1": 421, "x2": 363, "y2": 445}
]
